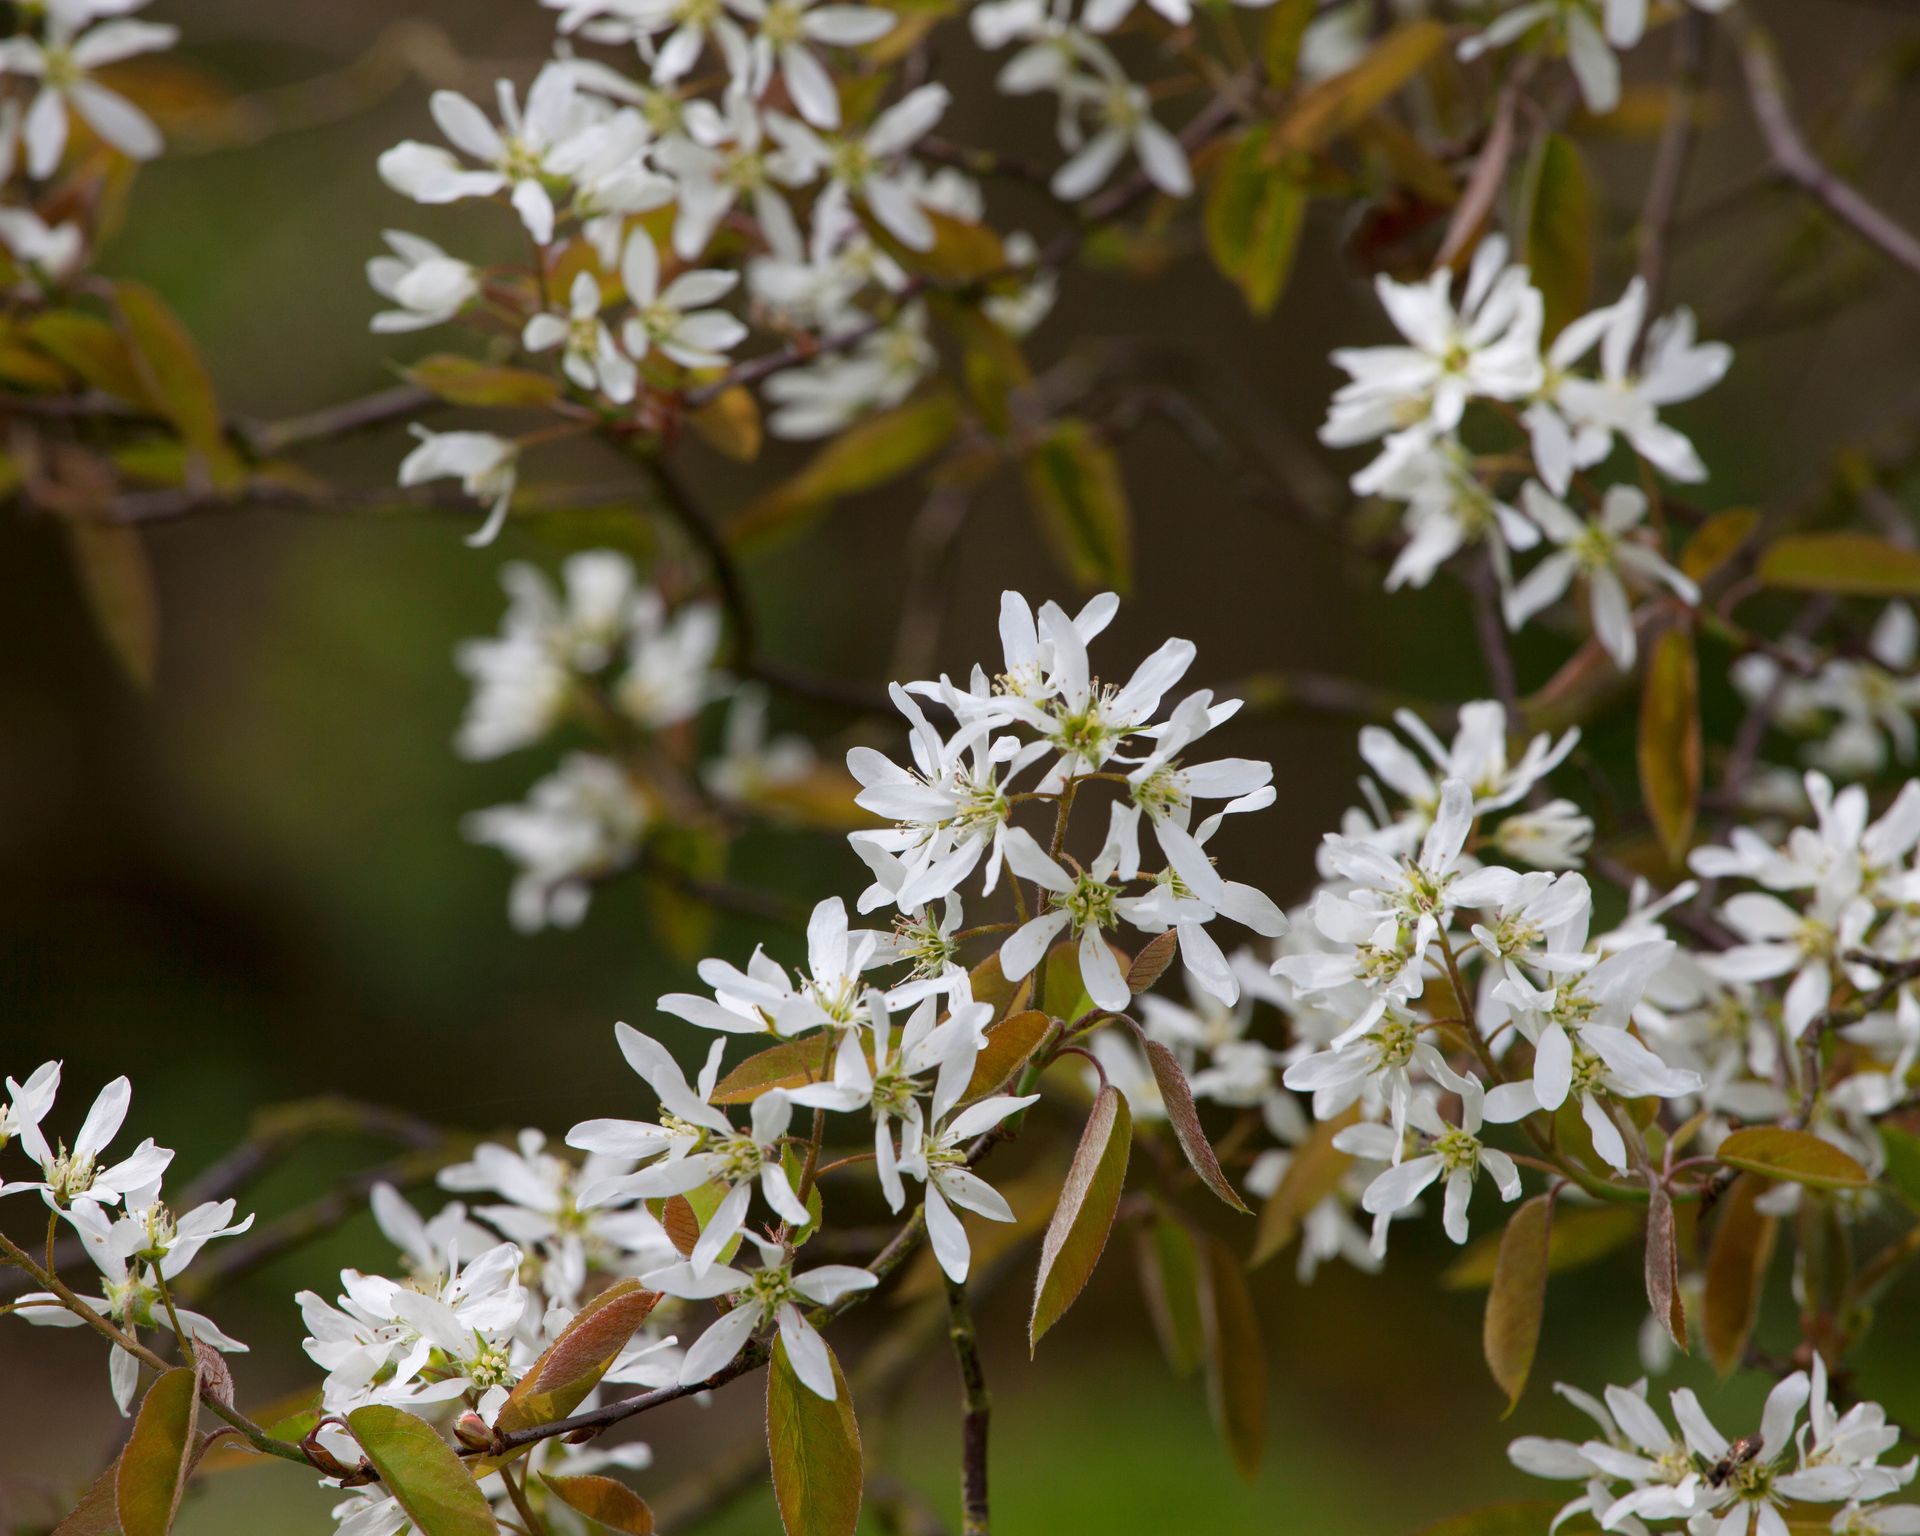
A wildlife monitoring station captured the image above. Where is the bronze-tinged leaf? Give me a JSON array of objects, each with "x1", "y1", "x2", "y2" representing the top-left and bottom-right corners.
[
  {"x1": 1638, "y1": 627, "x2": 1701, "y2": 867},
  {"x1": 967, "y1": 951, "x2": 1033, "y2": 1024},
  {"x1": 1703, "y1": 1173, "x2": 1778, "y2": 1377},
  {"x1": 1483, "y1": 1195, "x2": 1551, "y2": 1413},
  {"x1": 765, "y1": 1337, "x2": 862, "y2": 1536},
  {"x1": 1442, "y1": 1204, "x2": 1640, "y2": 1289},
  {"x1": 1262, "y1": 0, "x2": 1317, "y2": 91},
  {"x1": 711, "y1": 1038, "x2": 842, "y2": 1104},
  {"x1": 1137, "y1": 1210, "x2": 1204, "y2": 1377},
  {"x1": 1680, "y1": 508, "x2": 1760, "y2": 584},
  {"x1": 494, "y1": 1281, "x2": 662, "y2": 1439},
  {"x1": 1250, "y1": 1108, "x2": 1356, "y2": 1266},
  {"x1": 688, "y1": 385, "x2": 762, "y2": 463},
  {"x1": 1643, "y1": 1182, "x2": 1687, "y2": 1353},
  {"x1": 406, "y1": 354, "x2": 562, "y2": 409},
  {"x1": 1125, "y1": 931, "x2": 1180, "y2": 996},
  {"x1": 660, "y1": 1194, "x2": 700, "y2": 1258},
  {"x1": 1134, "y1": 1033, "x2": 1250, "y2": 1213},
  {"x1": 346, "y1": 1406, "x2": 499, "y2": 1536},
  {"x1": 1030, "y1": 1084, "x2": 1133, "y2": 1351},
  {"x1": 1715, "y1": 1127, "x2": 1870, "y2": 1191},
  {"x1": 962, "y1": 1010, "x2": 1053, "y2": 1101},
  {"x1": 878, "y1": 207, "x2": 1007, "y2": 285},
  {"x1": 1757, "y1": 533, "x2": 1920, "y2": 597},
  {"x1": 116, "y1": 281, "x2": 243, "y2": 490},
  {"x1": 1023, "y1": 418, "x2": 1133, "y2": 595},
  {"x1": 64, "y1": 517, "x2": 159, "y2": 689},
  {"x1": 541, "y1": 1474, "x2": 655, "y2": 1535},
  {"x1": 1199, "y1": 1234, "x2": 1266, "y2": 1481},
  {"x1": 116, "y1": 1366, "x2": 200, "y2": 1536},
  {"x1": 26, "y1": 310, "x2": 151, "y2": 403},
  {"x1": 53, "y1": 1461, "x2": 123, "y2": 1536},
  {"x1": 1277, "y1": 20, "x2": 1447, "y2": 153},
  {"x1": 731, "y1": 391, "x2": 959, "y2": 550},
  {"x1": 1519, "y1": 133, "x2": 1594, "y2": 339}
]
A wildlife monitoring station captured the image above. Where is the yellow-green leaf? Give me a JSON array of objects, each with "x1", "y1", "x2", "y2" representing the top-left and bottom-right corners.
[
  {"x1": 1262, "y1": 0, "x2": 1318, "y2": 91},
  {"x1": 27, "y1": 310, "x2": 150, "y2": 402},
  {"x1": 732, "y1": 391, "x2": 959, "y2": 549},
  {"x1": 766, "y1": 1337, "x2": 862, "y2": 1536},
  {"x1": 1251, "y1": 1108, "x2": 1355, "y2": 1267},
  {"x1": 1716, "y1": 1127, "x2": 1870, "y2": 1190},
  {"x1": 1023, "y1": 418, "x2": 1132, "y2": 594},
  {"x1": 1137, "y1": 1209, "x2": 1204, "y2": 1377},
  {"x1": 1199, "y1": 1233, "x2": 1266, "y2": 1481},
  {"x1": 1135, "y1": 1032, "x2": 1250, "y2": 1213},
  {"x1": 1519, "y1": 133, "x2": 1594, "y2": 340},
  {"x1": 64, "y1": 518, "x2": 159, "y2": 690},
  {"x1": 117, "y1": 1365, "x2": 200, "y2": 1536},
  {"x1": 1030, "y1": 1083, "x2": 1132, "y2": 1351},
  {"x1": 689, "y1": 385, "x2": 763, "y2": 462},
  {"x1": 116, "y1": 281, "x2": 243, "y2": 490},
  {"x1": 1443, "y1": 1204, "x2": 1640, "y2": 1288},
  {"x1": 1483, "y1": 1194, "x2": 1551, "y2": 1413},
  {"x1": 1758, "y1": 533, "x2": 1920, "y2": 596},
  {"x1": 962, "y1": 1009, "x2": 1053, "y2": 1101},
  {"x1": 1703, "y1": 1173, "x2": 1777, "y2": 1376},
  {"x1": 541, "y1": 1474, "x2": 655, "y2": 1534},
  {"x1": 879, "y1": 207, "x2": 1007, "y2": 285},
  {"x1": 1278, "y1": 21, "x2": 1447, "y2": 153},
  {"x1": 1638, "y1": 627, "x2": 1700, "y2": 867},
  {"x1": 407, "y1": 354, "x2": 562, "y2": 409},
  {"x1": 1204, "y1": 127, "x2": 1308, "y2": 316},
  {"x1": 1681, "y1": 508, "x2": 1760, "y2": 584},
  {"x1": 494, "y1": 1281, "x2": 662, "y2": 1438},
  {"x1": 346, "y1": 1406, "x2": 498, "y2": 1536}
]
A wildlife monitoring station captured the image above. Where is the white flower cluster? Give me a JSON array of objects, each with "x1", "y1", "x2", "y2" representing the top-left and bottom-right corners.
[
  {"x1": 1324, "y1": 236, "x2": 1725, "y2": 668},
  {"x1": 2, "y1": 1064, "x2": 251, "y2": 1414},
  {"x1": 0, "y1": 0, "x2": 177, "y2": 282},
  {"x1": 1461, "y1": 0, "x2": 1734, "y2": 117},
  {"x1": 1735, "y1": 606, "x2": 1920, "y2": 783},
  {"x1": 1512, "y1": 1361, "x2": 1915, "y2": 1536},
  {"x1": 454, "y1": 549, "x2": 814, "y2": 930}
]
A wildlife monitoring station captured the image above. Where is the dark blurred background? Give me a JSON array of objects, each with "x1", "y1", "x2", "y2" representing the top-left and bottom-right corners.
[{"x1": 4, "y1": 0, "x2": 1920, "y2": 1530}]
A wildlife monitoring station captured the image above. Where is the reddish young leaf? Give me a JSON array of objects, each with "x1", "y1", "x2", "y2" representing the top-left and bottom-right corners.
[
  {"x1": 962, "y1": 1010, "x2": 1053, "y2": 1101},
  {"x1": 1132, "y1": 1031, "x2": 1251, "y2": 1213},
  {"x1": 1483, "y1": 1195, "x2": 1552, "y2": 1412},
  {"x1": 116, "y1": 1364, "x2": 200, "y2": 1536},
  {"x1": 1703, "y1": 1173, "x2": 1779, "y2": 1376},
  {"x1": 541, "y1": 1474, "x2": 656, "y2": 1534},
  {"x1": 1030, "y1": 1084, "x2": 1133, "y2": 1351},
  {"x1": 1199, "y1": 1234, "x2": 1267, "y2": 1481},
  {"x1": 494, "y1": 1281, "x2": 661, "y2": 1437},
  {"x1": 766, "y1": 1337, "x2": 862, "y2": 1536}
]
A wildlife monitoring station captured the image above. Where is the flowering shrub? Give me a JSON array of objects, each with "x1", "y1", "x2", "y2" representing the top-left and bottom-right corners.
[{"x1": 10, "y1": 0, "x2": 1920, "y2": 1533}]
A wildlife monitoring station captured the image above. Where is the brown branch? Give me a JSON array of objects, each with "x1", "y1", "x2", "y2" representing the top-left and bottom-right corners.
[
  {"x1": 1734, "y1": 15, "x2": 1920, "y2": 283},
  {"x1": 944, "y1": 1277, "x2": 991, "y2": 1536}
]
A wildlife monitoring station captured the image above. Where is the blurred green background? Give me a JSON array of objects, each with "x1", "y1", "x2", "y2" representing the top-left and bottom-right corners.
[{"x1": 5, "y1": 0, "x2": 1920, "y2": 1530}]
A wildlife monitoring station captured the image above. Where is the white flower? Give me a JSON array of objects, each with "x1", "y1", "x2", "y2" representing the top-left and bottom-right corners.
[
  {"x1": 1342, "y1": 1075, "x2": 1520, "y2": 1252},
  {"x1": 767, "y1": 84, "x2": 951, "y2": 250},
  {"x1": 367, "y1": 231, "x2": 479, "y2": 334},
  {"x1": 619, "y1": 229, "x2": 747, "y2": 370},
  {"x1": 1283, "y1": 1005, "x2": 1455, "y2": 1150},
  {"x1": 662, "y1": 896, "x2": 891, "y2": 1036},
  {"x1": 382, "y1": 1241, "x2": 531, "y2": 1405},
  {"x1": 645, "y1": 1233, "x2": 876, "y2": 1398},
  {"x1": 728, "y1": 0, "x2": 896, "y2": 128},
  {"x1": 898, "y1": 1094, "x2": 1037, "y2": 1282},
  {"x1": 3, "y1": 1075, "x2": 171, "y2": 1212},
  {"x1": 1, "y1": 1061, "x2": 60, "y2": 1157},
  {"x1": 615, "y1": 589, "x2": 726, "y2": 729},
  {"x1": 569, "y1": 1023, "x2": 733, "y2": 1170},
  {"x1": 368, "y1": 1182, "x2": 496, "y2": 1287},
  {"x1": 1371, "y1": 436, "x2": 1541, "y2": 594},
  {"x1": 1506, "y1": 482, "x2": 1698, "y2": 670},
  {"x1": 762, "y1": 308, "x2": 937, "y2": 438},
  {"x1": 997, "y1": 816, "x2": 1169, "y2": 1013},
  {"x1": 378, "y1": 66, "x2": 597, "y2": 244},
  {"x1": 525, "y1": 270, "x2": 638, "y2": 402},
  {"x1": 1705, "y1": 890, "x2": 1876, "y2": 1041},
  {"x1": 0, "y1": 1, "x2": 176, "y2": 177},
  {"x1": 657, "y1": 88, "x2": 805, "y2": 260},
  {"x1": 398, "y1": 427, "x2": 519, "y2": 547},
  {"x1": 1322, "y1": 235, "x2": 1544, "y2": 490},
  {"x1": 1460, "y1": 2, "x2": 1622, "y2": 116},
  {"x1": 1050, "y1": 72, "x2": 1190, "y2": 201},
  {"x1": 0, "y1": 205, "x2": 84, "y2": 281},
  {"x1": 703, "y1": 685, "x2": 816, "y2": 804}
]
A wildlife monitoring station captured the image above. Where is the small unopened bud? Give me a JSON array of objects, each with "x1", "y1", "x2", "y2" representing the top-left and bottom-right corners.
[{"x1": 453, "y1": 1412, "x2": 496, "y2": 1453}]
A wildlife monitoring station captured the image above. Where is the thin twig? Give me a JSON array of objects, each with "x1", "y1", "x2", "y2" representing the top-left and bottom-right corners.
[{"x1": 944, "y1": 1278, "x2": 992, "y2": 1536}]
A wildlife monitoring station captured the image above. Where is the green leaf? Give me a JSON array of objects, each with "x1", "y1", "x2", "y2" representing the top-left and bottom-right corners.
[
  {"x1": 1442, "y1": 1204, "x2": 1640, "y2": 1288},
  {"x1": 1030, "y1": 1083, "x2": 1132, "y2": 1351},
  {"x1": 962, "y1": 1009, "x2": 1053, "y2": 1101},
  {"x1": 1758, "y1": 533, "x2": 1920, "y2": 597},
  {"x1": 878, "y1": 207, "x2": 1007, "y2": 285},
  {"x1": 1039, "y1": 938, "x2": 1098, "y2": 1023},
  {"x1": 1277, "y1": 21, "x2": 1447, "y2": 153},
  {"x1": 1137, "y1": 1210, "x2": 1204, "y2": 1377},
  {"x1": 1262, "y1": 0, "x2": 1318, "y2": 91},
  {"x1": 1251, "y1": 1109, "x2": 1355, "y2": 1267},
  {"x1": 1638, "y1": 627, "x2": 1701, "y2": 867},
  {"x1": 1518, "y1": 133, "x2": 1594, "y2": 340},
  {"x1": 1703, "y1": 1173, "x2": 1778, "y2": 1377},
  {"x1": 766, "y1": 1337, "x2": 862, "y2": 1536},
  {"x1": 1880, "y1": 1123, "x2": 1920, "y2": 1206},
  {"x1": 1199, "y1": 1233, "x2": 1266, "y2": 1481},
  {"x1": 64, "y1": 517, "x2": 159, "y2": 689},
  {"x1": 1680, "y1": 508, "x2": 1759, "y2": 584},
  {"x1": 407, "y1": 353, "x2": 563, "y2": 409},
  {"x1": 1204, "y1": 127, "x2": 1308, "y2": 316},
  {"x1": 1023, "y1": 419, "x2": 1133, "y2": 594},
  {"x1": 712, "y1": 1038, "x2": 844, "y2": 1104},
  {"x1": 541, "y1": 1474, "x2": 655, "y2": 1534},
  {"x1": 1133, "y1": 1032, "x2": 1250, "y2": 1213},
  {"x1": 116, "y1": 1366, "x2": 200, "y2": 1536},
  {"x1": 1716, "y1": 1127, "x2": 1870, "y2": 1190},
  {"x1": 1483, "y1": 1195, "x2": 1551, "y2": 1413},
  {"x1": 732, "y1": 391, "x2": 959, "y2": 549},
  {"x1": 346, "y1": 1406, "x2": 498, "y2": 1536},
  {"x1": 116, "y1": 281, "x2": 244, "y2": 490},
  {"x1": 27, "y1": 310, "x2": 150, "y2": 402},
  {"x1": 494, "y1": 1280, "x2": 662, "y2": 1438}
]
